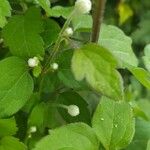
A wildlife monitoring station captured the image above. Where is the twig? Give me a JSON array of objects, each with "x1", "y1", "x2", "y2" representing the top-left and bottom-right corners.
[{"x1": 91, "y1": 0, "x2": 107, "y2": 43}]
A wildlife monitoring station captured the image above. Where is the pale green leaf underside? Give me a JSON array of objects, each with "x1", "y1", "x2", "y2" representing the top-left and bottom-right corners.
[
  {"x1": 92, "y1": 97, "x2": 135, "y2": 150},
  {"x1": 99, "y1": 24, "x2": 138, "y2": 68},
  {"x1": 71, "y1": 43, "x2": 124, "y2": 101},
  {"x1": 0, "y1": 57, "x2": 33, "y2": 118},
  {"x1": 33, "y1": 123, "x2": 99, "y2": 150},
  {"x1": 2, "y1": 7, "x2": 44, "y2": 59},
  {"x1": 0, "y1": 0, "x2": 11, "y2": 28}
]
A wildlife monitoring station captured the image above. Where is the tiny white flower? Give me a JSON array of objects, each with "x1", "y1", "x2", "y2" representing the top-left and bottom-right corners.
[
  {"x1": 64, "y1": 27, "x2": 74, "y2": 36},
  {"x1": 30, "y1": 126, "x2": 37, "y2": 133},
  {"x1": 67, "y1": 105, "x2": 80, "y2": 117},
  {"x1": 51, "y1": 62, "x2": 59, "y2": 70},
  {"x1": 75, "y1": 0, "x2": 92, "y2": 14},
  {"x1": 28, "y1": 57, "x2": 39, "y2": 68}
]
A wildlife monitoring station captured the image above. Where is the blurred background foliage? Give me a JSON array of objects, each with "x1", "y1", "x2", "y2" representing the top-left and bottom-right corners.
[{"x1": 0, "y1": 0, "x2": 150, "y2": 149}]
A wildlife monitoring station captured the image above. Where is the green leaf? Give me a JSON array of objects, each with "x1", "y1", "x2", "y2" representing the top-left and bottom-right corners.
[
  {"x1": 0, "y1": 0, "x2": 11, "y2": 28},
  {"x1": 0, "y1": 57, "x2": 33, "y2": 118},
  {"x1": 126, "y1": 119, "x2": 150, "y2": 150},
  {"x1": 129, "y1": 101, "x2": 149, "y2": 121},
  {"x1": 42, "y1": 19, "x2": 60, "y2": 47},
  {"x1": 129, "y1": 67, "x2": 150, "y2": 90},
  {"x1": 0, "y1": 117, "x2": 17, "y2": 137},
  {"x1": 57, "y1": 91, "x2": 91, "y2": 124},
  {"x1": 28, "y1": 102, "x2": 48, "y2": 133},
  {"x1": 28, "y1": 101, "x2": 63, "y2": 131},
  {"x1": 117, "y1": 2, "x2": 133, "y2": 25},
  {"x1": 33, "y1": 123, "x2": 99, "y2": 150},
  {"x1": 147, "y1": 140, "x2": 150, "y2": 150},
  {"x1": 71, "y1": 43, "x2": 124, "y2": 101},
  {"x1": 136, "y1": 99, "x2": 150, "y2": 120},
  {"x1": 72, "y1": 15, "x2": 92, "y2": 31},
  {"x1": 132, "y1": 18, "x2": 150, "y2": 45},
  {"x1": 99, "y1": 24, "x2": 138, "y2": 68},
  {"x1": 57, "y1": 50, "x2": 87, "y2": 90},
  {"x1": 92, "y1": 96, "x2": 135, "y2": 150},
  {"x1": 143, "y1": 44, "x2": 150, "y2": 72},
  {"x1": 2, "y1": 7, "x2": 44, "y2": 59},
  {"x1": 32, "y1": 65, "x2": 42, "y2": 78},
  {"x1": 49, "y1": 6, "x2": 73, "y2": 19},
  {"x1": 23, "y1": 93, "x2": 40, "y2": 113},
  {"x1": 36, "y1": 0, "x2": 51, "y2": 15},
  {"x1": 41, "y1": 72, "x2": 60, "y2": 93},
  {"x1": 0, "y1": 136, "x2": 27, "y2": 150}
]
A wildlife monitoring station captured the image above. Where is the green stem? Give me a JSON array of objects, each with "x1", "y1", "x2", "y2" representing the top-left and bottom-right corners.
[
  {"x1": 43, "y1": 10, "x2": 76, "y2": 74},
  {"x1": 51, "y1": 103, "x2": 68, "y2": 109},
  {"x1": 91, "y1": 0, "x2": 107, "y2": 43}
]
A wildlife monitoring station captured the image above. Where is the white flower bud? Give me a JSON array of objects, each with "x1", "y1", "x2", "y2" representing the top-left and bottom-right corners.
[
  {"x1": 28, "y1": 57, "x2": 39, "y2": 68},
  {"x1": 30, "y1": 126, "x2": 37, "y2": 133},
  {"x1": 64, "y1": 27, "x2": 74, "y2": 37},
  {"x1": 51, "y1": 63, "x2": 59, "y2": 70},
  {"x1": 75, "y1": 0, "x2": 92, "y2": 14},
  {"x1": 67, "y1": 105, "x2": 80, "y2": 117}
]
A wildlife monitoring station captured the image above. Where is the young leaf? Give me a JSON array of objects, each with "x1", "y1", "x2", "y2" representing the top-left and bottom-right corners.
[
  {"x1": 71, "y1": 43, "x2": 124, "y2": 101},
  {"x1": 2, "y1": 7, "x2": 44, "y2": 59},
  {"x1": 0, "y1": 0, "x2": 11, "y2": 28},
  {"x1": 0, "y1": 117, "x2": 17, "y2": 137},
  {"x1": 117, "y1": 2, "x2": 133, "y2": 25},
  {"x1": 33, "y1": 123, "x2": 99, "y2": 150},
  {"x1": 0, "y1": 57, "x2": 33, "y2": 118},
  {"x1": 49, "y1": 6, "x2": 73, "y2": 19},
  {"x1": 0, "y1": 136, "x2": 27, "y2": 150},
  {"x1": 92, "y1": 96, "x2": 135, "y2": 150},
  {"x1": 99, "y1": 24, "x2": 138, "y2": 68},
  {"x1": 36, "y1": 0, "x2": 51, "y2": 15},
  {"x1": 129, "y1": 67, "x2": 150, "y2": 90}
]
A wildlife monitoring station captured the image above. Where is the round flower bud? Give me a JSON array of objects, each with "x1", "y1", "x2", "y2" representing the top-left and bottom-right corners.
[
  {"x1": 28, "y1": 57, "x2": 39, "y2": 68},
  {"x1": 64, "y1": 27, "x2": 74, "y2": 37},
  {"x1": 30, "y1": 126, "x2": 37, "y2": 133},
  {"x1": 51, "y1": 63, "x2": 59, "y2": 70},
  {"x1": 75, "y1": 0, "x2": 92, "y2": 14},
  {"x1": 67, "y1": 105, "x2": 80, "y2": 117}
]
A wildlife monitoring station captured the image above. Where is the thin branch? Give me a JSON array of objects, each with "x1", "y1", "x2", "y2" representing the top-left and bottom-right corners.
[
  {"x1": 42, "y1": 10, "x2": 75, "y2": 74},
  {"x1": 91, "y1": 0, "x2": 107, "y2": 43}
]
